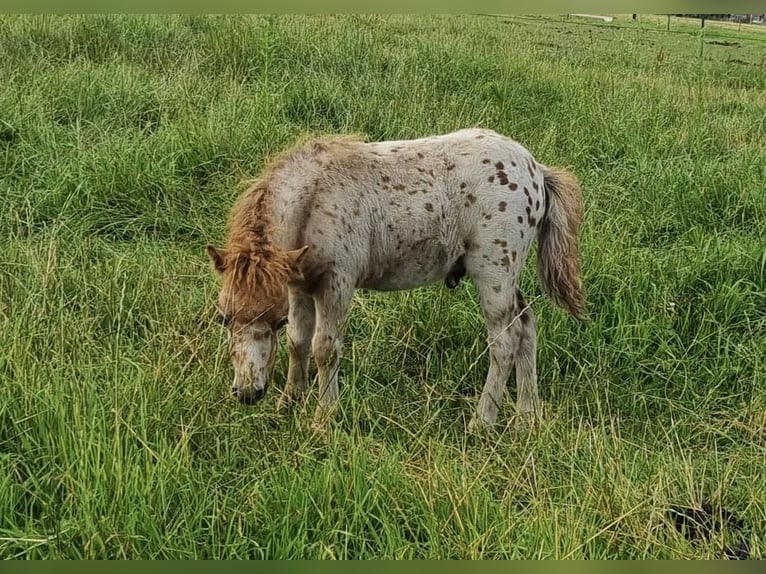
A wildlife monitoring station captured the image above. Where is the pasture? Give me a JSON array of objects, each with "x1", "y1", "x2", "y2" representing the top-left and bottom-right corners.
[{"x1": 0, "y1": 14, "x2": 764, "y2": 559}]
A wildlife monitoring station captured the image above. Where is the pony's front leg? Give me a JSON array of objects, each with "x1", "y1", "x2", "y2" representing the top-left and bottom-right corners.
[
  {"x1": 310, "y1": 274, "x2": 353, "y2": 431},
  {"x1": 277, "y1": 288, "x2": 316, "y2": 411}
]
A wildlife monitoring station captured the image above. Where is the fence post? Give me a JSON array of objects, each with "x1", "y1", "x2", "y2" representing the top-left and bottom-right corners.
[{"x1": 667, "y1": 15, "x2": 670, "y2": 31}]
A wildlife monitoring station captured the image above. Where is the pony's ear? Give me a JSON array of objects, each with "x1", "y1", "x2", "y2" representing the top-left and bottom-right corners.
[
  {"x1": 285, "y1": 245, "x2": 309, "y2": 278},
  {"x1": 206, "y1": 245, "x2": 228, "y2": 274}
]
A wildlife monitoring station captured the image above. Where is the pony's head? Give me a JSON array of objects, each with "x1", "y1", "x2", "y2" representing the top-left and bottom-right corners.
[{"x1": 206, "y1": 243, "x2": 307, "y2": 404}]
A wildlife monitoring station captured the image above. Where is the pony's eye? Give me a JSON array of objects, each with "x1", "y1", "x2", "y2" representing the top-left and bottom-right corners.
[
  {"x1": 274, "y1": 317, "x2": 288, "y2": 331},
  {"x1": 217, "y1": 312, "x2": 232, "y2": 327}
]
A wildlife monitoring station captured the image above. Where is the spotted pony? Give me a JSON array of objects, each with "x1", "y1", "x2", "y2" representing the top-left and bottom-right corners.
[{"x1": 206, "y1": 128, "x2": 585, "y2": 430}]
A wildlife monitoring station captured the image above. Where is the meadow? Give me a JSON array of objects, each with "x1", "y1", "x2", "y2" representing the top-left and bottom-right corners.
[{"x1": 0, "y1": 14, "x2": 764, "y2": 559}]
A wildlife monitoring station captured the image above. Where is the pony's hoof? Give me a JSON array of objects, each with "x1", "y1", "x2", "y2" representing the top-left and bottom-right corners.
[
  {"x1": 276, "y1": 390, "x2": 306, "y2": 412},
  {"x1": 467, "y1": 416, "x2": 493, "y2": 434},
  {"x1": 276, "y1": 396, "x2": 295, "y2": 412},
  {"x1": 310, "y1": 419, "x2": 331, "y2": 437},
  {"x1": 513, "y1": 404, "x2": 543, "y2": 428},
  {"x1": 310, "y1": 420, "x2": 324, "y2": 431},
  {"x1": 312, "y1": 402, "x2": 338, "y2": 426}
]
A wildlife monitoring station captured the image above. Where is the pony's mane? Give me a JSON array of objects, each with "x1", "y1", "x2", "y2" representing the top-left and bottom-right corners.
[
  {"x1": 224, "y1": 179, "x2": 290, "y2": 303},
  {"x1": 223, "y1": 133, "x2": 366, "y2": 301}
]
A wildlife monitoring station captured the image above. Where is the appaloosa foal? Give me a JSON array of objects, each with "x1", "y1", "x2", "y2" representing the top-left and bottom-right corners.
[{"x1": 206, "y1": 128, "x2": 585, "y2": 430}]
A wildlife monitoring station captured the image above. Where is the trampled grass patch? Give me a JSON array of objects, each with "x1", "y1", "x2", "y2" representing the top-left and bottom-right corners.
[{"x1": 0, "y1": 14, "x2": 764, "y2": 559}]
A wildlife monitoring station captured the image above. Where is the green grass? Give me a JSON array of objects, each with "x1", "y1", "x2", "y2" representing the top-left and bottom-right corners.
[{"x1": 0, "y1": 14, "x2": 765, "y2": 559}]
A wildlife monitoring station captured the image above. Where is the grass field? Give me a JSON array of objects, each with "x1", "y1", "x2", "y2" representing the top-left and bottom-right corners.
[{"x1": 0, "y1": 14, "x2": 765, "y2": 559}]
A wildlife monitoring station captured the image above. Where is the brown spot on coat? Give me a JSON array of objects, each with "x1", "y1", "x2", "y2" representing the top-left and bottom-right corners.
[
  {"x1": 488, "y1": 175, "x2": 495, "y2": 183},
  {"x1": 381, "y1": 175, "x2": 390, "y2": 183},
  {"x1": 492, "y1": 285, "x2": 501, "y2": 293},
  {"x1": 460, "y1": 182, "x2": 467, "y2": 190},
  {"x1": 424, "y1": 203, "x2": 434, "y2": 212},
  {"x1": 446, "y1": 164, "x2": 455, "y2": 171},
  {"x1": 466, "y1": 194, "x2": 476, "y2": 204},
  {"x1": 509, "y1": 182, "x2": 518, "y2": 191},
  {"x1": 498, "y1": 201, "x2": 507, "y2": 212},
  {"x1": 500, "y1": 255, "x2": 510, "y2": 271},
  {"x1": 495, "y1": 161, "x2": 504, "y2": 170},
  {"x1": 393, "y1": 184, "x2": 405, "y2": 191},
  {"x1": 517, "y1": 216, "x2": 523, "y2": 224},
  {"x1": 482, "y1": 159, "x2": 490, "y2": 164}
]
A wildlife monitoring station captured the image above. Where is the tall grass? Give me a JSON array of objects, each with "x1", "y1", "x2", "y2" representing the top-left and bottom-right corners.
[{"x1": 0, "y1": 14, "x2": 764, "y2": 558}]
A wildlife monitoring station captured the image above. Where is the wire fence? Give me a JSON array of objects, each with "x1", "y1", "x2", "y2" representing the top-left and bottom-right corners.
[{"x1": 479, "y1": 13, "x2": 766, "y2": 45}]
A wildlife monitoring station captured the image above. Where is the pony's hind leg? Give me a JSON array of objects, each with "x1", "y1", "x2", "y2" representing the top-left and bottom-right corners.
[
  {"x1": 278, "y1": 287, "x2": 316, "y2": 410},
  {"x1": 467, "y1": 278, "x2": 520, "y2": 430},
  {"x1": 466, "y1": 263, "x2": 540, "y2": 430},
  {"x1": 513, "y1": 288, "x2": 540, "y2": 417}
]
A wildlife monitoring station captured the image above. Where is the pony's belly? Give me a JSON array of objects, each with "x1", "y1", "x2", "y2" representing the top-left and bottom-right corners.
[
  {"x1": 360, "y1": 272, "x2": 440, "y2": 292},
  {"x1": 358, "y1": 245, "x2": 456, "y2": 292}
]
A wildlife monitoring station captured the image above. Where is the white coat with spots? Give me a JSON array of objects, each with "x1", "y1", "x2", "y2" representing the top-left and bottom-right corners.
[{"x1": 207, "y1": 128, "x2": 585, "y2": 430}]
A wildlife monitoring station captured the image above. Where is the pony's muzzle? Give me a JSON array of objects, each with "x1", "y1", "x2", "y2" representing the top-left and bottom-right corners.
[{"x1": 232, "y1": 384, "x2": 266, "y2": 405}]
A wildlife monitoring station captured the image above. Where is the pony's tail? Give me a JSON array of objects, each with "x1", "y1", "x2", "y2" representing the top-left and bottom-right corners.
[{"x1": 536, "y1": 166, "x2": 586, "y2": 319}]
